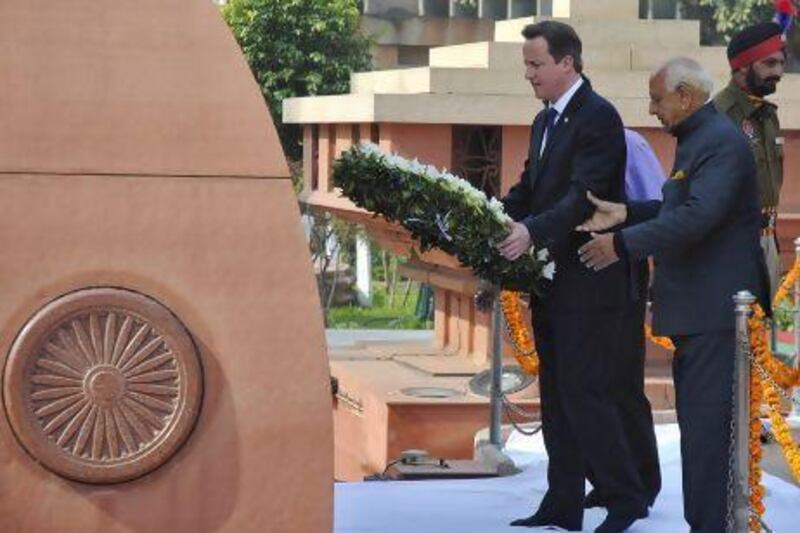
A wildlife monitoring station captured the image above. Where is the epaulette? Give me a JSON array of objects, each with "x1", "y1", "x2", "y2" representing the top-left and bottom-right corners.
[{"x1": 713, "y1": 87, "x2": 737, "y2": 113}]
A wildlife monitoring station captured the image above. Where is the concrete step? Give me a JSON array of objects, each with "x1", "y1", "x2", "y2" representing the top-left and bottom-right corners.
[
  {"x1": 351, "y1": 68, "x2": 670, "y2": 97},
  {"x1": 429, "y1": 41, "x2": 632, "y2": 70},
  {"x1": 352, "y1": 65, "x2": 800, "y2": 103},
  {"x1": 284, "y1": 89, "x2": 800, "y2": 129},
  {"x1": 494, "y1": 17, "x2": 702, "y2": 48},
  {"x1": 632, "y1": 44, "x2": 728, "y2": 75},
  {"x1": 429, "y1": 41, "x2": 526, "y2": 70},
  {"x1": 428, "y1": 40, "x2": 730, "y2": 74}
]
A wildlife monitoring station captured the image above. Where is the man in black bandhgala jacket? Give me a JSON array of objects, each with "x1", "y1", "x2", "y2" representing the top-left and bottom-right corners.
[{"x1": 579, "y1": 57, "x2": 770, "y2": 533}]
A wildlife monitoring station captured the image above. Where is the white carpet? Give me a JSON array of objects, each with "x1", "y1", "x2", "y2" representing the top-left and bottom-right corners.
[{"x1": 334, "y1": 424, "x2": 799, "y2": 532}]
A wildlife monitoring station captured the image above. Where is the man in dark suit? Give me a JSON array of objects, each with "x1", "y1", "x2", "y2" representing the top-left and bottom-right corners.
[
  {"x1": 579, "y1": 57, "x2": 769, "y2": 533},
  {"x1": 499, "y1": 21, "x2": 650, "y2": 533},
  {"x1": 583, "y1": 130, "x2": 666, "y2": 513}
]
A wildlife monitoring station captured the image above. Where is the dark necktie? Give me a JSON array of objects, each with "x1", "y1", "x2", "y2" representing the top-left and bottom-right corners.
[
  {"x1": 545, "y1": 106, "x2": 558, "y2": 134},
  {"x1": 541, "y1": 107, "x2": 559, "y2": 154}
]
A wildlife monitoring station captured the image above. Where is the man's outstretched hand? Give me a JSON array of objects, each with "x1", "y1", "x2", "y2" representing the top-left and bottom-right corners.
[
  {"x1": 578, "y1": 232, "x2": 620, "y2": 271},
  {"x1": 576, "y1": 191, "x2": 627, "y2": 232},
  {"x1": 498, "y1": 222, "x2": 532, "y2": 261}
]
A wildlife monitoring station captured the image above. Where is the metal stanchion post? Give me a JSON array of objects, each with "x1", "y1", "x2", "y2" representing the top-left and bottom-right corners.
[
  {"x1": 731, "y1": 290, "x2": 755, "y2": 532},
  {"x1": 489, "y1": 300, "x2": 504, "y2": 446}
]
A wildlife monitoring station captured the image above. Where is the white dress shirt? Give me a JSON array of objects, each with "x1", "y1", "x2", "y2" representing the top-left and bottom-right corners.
[{"x1": 540, "y1": 76, "x2": 584, "y2": 155}]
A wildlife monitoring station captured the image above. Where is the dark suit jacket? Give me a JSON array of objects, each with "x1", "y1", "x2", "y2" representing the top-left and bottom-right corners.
[
  {"x1": 621, "y1": 104, "x2": 769, "y2": 336},
  {"x1": 502, "y1": 78, "x2": 629, "y2": 312}
]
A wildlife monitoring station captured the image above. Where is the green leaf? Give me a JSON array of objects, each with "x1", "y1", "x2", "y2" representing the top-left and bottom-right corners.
[{"x1": 222, "y1": 0, "x2": 371, "y2": 160}]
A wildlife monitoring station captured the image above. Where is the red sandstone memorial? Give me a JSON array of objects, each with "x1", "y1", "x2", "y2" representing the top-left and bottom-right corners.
[{"x1": 0, "y1": 1, "x2": 332, "y2": 531}]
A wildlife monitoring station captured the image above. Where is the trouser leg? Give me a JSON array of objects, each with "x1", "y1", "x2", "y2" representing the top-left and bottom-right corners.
[
  {"x1": 552, "y1": 310, "x2": 646, "y2": 517},
  {"x1": 672, "y1": 331, "x2": 735, "y2": 533}
]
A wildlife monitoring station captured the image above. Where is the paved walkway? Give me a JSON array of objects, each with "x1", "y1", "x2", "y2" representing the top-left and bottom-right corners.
[{"x1": 326, "y1": 328, "x2": 434, "y2": 349}]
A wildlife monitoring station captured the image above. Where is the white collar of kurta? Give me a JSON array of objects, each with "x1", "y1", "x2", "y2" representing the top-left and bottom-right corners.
[{"x1": 548, "y1": 76, "x2": 584, "y2": 123}]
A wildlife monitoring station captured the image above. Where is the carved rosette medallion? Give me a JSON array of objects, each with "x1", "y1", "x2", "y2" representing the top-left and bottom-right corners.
[{"x1": 2, "y1": 288, "x2": 202, "y2": 484}]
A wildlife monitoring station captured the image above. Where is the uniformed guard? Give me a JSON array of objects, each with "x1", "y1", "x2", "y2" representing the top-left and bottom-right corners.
[{"x1": 714, "y1": 22, "x2": 786, "y2": 294}]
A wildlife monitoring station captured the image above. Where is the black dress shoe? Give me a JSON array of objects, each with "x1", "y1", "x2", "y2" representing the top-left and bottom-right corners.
[
  {"x1": 593, "y1": 509, "x2": 648, "y2": 533},
  {"x1": 510, "y1": 511, "x2": 581, "y2": 530},
  {"x1": 585, "y1": 489, "x2": 657, "y2": 510},
  {"x1": 583, "y1": 489, "x2": 607, "y2": 509}
]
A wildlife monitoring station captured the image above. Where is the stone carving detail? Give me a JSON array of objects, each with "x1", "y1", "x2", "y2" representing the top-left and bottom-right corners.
[{"x1": 3, "y1": 288, "x2": 202, "y2": 484}]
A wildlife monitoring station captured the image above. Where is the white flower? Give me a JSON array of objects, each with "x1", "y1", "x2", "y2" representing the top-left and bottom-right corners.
[
  {"x1": 386, "y1": 154, "x2": 405, "y2": 169},
  {"x1": 488, "y1": 197, "x2": 511, "y2": 224},
  {"x1": 359, "y1": 143, "x2": 382, "y2": 157},
  {"x1": 542, "y1": 261, "x2": 556, "y2": 280},
  {"x1": 424, "y1": 165, "x2": 441, "y2": 179},
  {"x1": 536, "y1": 247, "x2": 549, "y2": 262}
]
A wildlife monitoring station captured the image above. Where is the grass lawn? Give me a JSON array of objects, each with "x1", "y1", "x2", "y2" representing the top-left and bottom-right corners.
[{"x1": 327, "y1": 282, "x2": 432, "y2": 330}]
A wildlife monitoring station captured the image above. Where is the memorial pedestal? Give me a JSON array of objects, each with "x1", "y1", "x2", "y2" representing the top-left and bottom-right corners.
[{"x1": 0, "y1": 2, "x2": 332, "y2": 531}]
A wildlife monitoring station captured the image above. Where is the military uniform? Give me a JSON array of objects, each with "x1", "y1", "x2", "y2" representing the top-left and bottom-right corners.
[
  {"x1": 714, "y1": 82, "x2": 784, "y2": 294},
  {"x1": 714, "y1": 22, "x2": 784, "y2": 294}
]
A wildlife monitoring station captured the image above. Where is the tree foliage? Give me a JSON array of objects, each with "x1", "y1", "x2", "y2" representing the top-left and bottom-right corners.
[
  {"x1": 696, "y1": 0, "x2": 776, "y2": 41},
  {"x1": 222, "y1": 0, "x2": 371, "y2": 160}
]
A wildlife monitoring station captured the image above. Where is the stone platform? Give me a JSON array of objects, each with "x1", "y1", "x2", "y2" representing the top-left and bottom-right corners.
[{"x1": 327, "y1": 329, "x2": 676, "y2": 482}]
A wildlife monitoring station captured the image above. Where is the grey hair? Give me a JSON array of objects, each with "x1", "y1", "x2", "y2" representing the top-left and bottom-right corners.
[{"x1": 655, "y1": 57, "x2": 714, "y2": 98}]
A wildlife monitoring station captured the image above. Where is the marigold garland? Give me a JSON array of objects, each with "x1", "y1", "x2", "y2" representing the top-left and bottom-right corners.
[
  {"x1": 767, "y1": 256, "x2": 800, "y2": 398},
  {"x1": 749, "y1": 365, "x2": 765, "y2": 531},
  {"x1": 772, "y1": 257, "x2": 800, "y2": 308},
  {"x1": 750, "y1": 305, "x2": 800, "y2": 388},
  {"x1": 762, "y1": 380, "x2": 800, "y2": 482},
  {"x1": 747, "y1": 303, "x2": 800, "y2": 531},
  {"x1": 749, "y1": 305, "x2": 800, "y2": 485},
  {"x1": 499, "y1": 291, "x2": 539, "y2": 375},
  {"x1": 644, "y1": 324, "x2": 675, "y2": 351}
]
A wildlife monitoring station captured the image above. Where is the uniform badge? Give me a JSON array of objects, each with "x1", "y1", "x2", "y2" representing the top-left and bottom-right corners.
[{"x1": 741, "y1": 119, "x2": 758, "y2": 146}]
